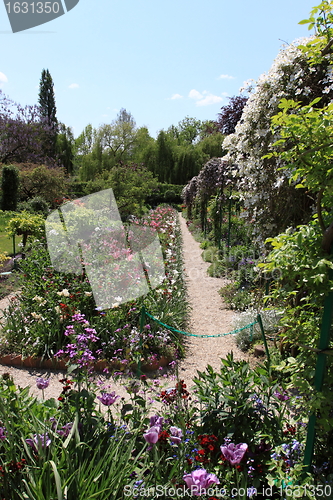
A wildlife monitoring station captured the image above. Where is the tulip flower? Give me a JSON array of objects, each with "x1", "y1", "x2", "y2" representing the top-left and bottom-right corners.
[
  {"x1": 220, "y1": 442, "x2": 248, "y2": 465},
  {"x1": 183, "y1": 468, "x2": 219, "y2": 496}
]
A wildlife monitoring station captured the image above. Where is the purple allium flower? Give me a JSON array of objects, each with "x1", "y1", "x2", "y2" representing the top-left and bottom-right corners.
[
  {"x1": 97, "y1": 391, "x2": 119, "y2": 406},
  {"x1": 170, "y1": 426, "x2": 183, "y2": 444},
  {"x1": 183, "y1": 468, "x2": 220, "y2": 496},
  {"x1": 26, "y1": 433, "x2": 51, "y2": 453},
  {"x1": 220, "y1": 442, "x2": 248, "y2": 465},
  {"x1": 0, "y1": 426, "x2": 7, "y2": 441},
  {"x1": 143, "y1": 426, "x2": 160, "y2": 445},
  {"x1": 36, "y1": 377, "x2": 49, "y2": 390}
]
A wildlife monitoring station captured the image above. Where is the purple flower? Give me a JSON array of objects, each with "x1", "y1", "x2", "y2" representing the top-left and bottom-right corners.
[
  {"x1": 26, "y1": 433, "x2": 51, "y2": 453},
  {"x1": 170, "y1": 426, "x2": 183, "y2": 444},
  {"x1": 248, "y1": 486, "x2": 257, "y2": 498},
  {"x1": 149, "y1": 415, "x2": 164, "y2": 429},
  {"x1": 36, "y1": 377, "x2": 49, "y2": 390},
  {"x1": 97, "y1": 391, "x2": 119, "y2": 406},
  {"x1": 274, "y1": 390, "x2": 289, "y2": 401},
  {"x1": 183, "y1": 468, "x2": 220, "y2": 496},
  {"x1": 220, "y1": 442, "x2": 248, "y2": 465},
  {"x1": 0, "y1": 426, "x2": 7, "y2": 441},
  {"x1": 57, "y1": 422, "x2": 73, "y2": 438},
  {"x1": 143, "y1": 426, "x2": 160, "y2": 445}
]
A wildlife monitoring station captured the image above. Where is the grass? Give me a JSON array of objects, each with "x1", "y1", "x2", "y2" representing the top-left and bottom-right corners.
[{"x1": 0, "y1": 213, "x2": 23, "y2": 298}]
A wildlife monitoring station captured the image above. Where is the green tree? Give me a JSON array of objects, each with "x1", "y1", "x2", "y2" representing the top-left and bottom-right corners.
[
  {"x1": 19, "y1": 164, "x2": 66, "y2": 206},
  {"x1": 38, "y1": 69, "x2": 58, "y2": 158},
  {"x1": 1, "y1": 164, "x2": 19, "y2": 211},
  {"x1": 175, "y1": 116, "x2": 203, "y2": 144},
  {"x1": 38, "y1": 69, "x2": 57, "y2": 131},
  {"x1": 96, "y1": 109, "x2": 137, "y2": 169},
  {"x1": 85, "y1": 163, "x2": 158, "y2": 218},
  {"x1": 56, "y1": 123, "x2": 74, "y2": 175},
  {"x1": 6, "y1": 211, "x2": 45, "y2": 249},
  {"x1": 156, "y1": 130, "x2": 175, "y2": 183}
]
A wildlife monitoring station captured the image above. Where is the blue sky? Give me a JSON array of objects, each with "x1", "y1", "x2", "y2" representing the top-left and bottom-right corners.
[{"x1": 0, "y1": 0, "x2": 318, "y2": 138}]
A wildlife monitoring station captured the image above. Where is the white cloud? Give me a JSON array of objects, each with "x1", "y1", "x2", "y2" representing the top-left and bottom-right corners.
[
  {"x1": 0, "y1": 72, "x2": 8, "y2": 84},
  {"x1": 69, "y1": 83, "x2": 79, "y2": 89},
  {"x1": 170, "y1": 93, "x2": 183, "y2": 100},
  {"x1": 189, "y1": 89, "x2": 223, "y2": 106},
  {"x1": 196, "y1": 94, "x2": 223, "y2": 106},
  {"x1": 218, "y1": 74, "x2": 235, "y2": 80},
  {"x1": 188, "y1": 89, "x2": 203, "y2": 100}
]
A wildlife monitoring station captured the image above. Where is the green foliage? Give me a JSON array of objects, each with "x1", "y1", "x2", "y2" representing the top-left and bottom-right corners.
[
  {"x1": 298, "y1": 1, "x2": 333, "y2": 64},
  {"x1": 38, "y1": 68, "x2": 57, "y2": 130},
  {"x1": 1, "y1": 164, "x2": 19, "y2": 211},
  {"x1": 6, "y1": 211, "x2": 45, "y2": 249},
  {"x1": 85, "y1": 163, "x2": 158, "y2": 218},
  {"x1": 17, "y1": 196, "x2": 49, "y2": 215},
  {"x1": 219, "y1": 283, "x2": 254, "y2": 311},
  {"x1": 56, "y1": 123, "x2": 75, "y2": 175},
  {"x1": 18, "y1": 164, "x2": 67, "y2": 207},
  {"x1": 193, "y1": 353, "x2": 284, "y2": 443}
]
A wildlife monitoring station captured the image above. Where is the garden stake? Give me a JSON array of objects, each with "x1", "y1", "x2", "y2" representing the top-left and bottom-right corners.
[
  {"x1": 227, "y1": 186, "x2": 232, "y2": 253},
  {"x1": 257, "y1": 314, "x2": 270, "y2": 364},
  {"x1": 303, "y1": 256, "x2": 333, "y2": 472},
  {"x1": 137, "y1": 306, "x2": 146, "y2": 377}
]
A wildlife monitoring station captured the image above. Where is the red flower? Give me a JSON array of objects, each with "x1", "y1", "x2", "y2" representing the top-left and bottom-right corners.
[
  {"x1": 158, "y1": 430, "x2": 170, "y2": 443},
  {"x1": 284, "y1": 425, "x2": 296, "y2": 435}
]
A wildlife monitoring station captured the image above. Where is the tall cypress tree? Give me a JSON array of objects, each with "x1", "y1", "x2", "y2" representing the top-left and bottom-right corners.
[
  {"x1": 38, "y1": 69, "x2": 58, "y2": 158},
  {"x1": 38, "y1": 69, "x2": 57, "y2": 129}
]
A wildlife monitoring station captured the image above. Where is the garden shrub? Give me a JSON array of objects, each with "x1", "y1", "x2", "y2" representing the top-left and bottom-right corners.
[
  {"x1": 219, "y1": 283, "x2": 254, "y2": 311},
  {"x1": 17, "y1": 196, "x2": 49, "y2": 215},
  {"x1": 232, "y1": 307, "x2": 283, "y2": 351},
  {"x1": 1, "y1": 165, "x2": 19, "y2": 211}
]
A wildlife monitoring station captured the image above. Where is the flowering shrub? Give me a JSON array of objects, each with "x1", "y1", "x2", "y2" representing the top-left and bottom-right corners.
[{"x1": 222, "y1": 5, "x2": 333, "y2": 242}]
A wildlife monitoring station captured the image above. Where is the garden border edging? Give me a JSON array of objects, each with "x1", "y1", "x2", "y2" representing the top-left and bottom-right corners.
[{"x1": 0, "y1": 354, "x2": 171, "y2": 373}]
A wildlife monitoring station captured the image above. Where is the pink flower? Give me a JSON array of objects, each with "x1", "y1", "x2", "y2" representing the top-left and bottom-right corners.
[
  {"x1": 183, "y1": 468, "x2": 219, "y2": 496},
  {"x1": 220, "y1": 442, "x2": 248, "y2": 465},
  {"x1": 143, "y1": 426, "x2": 160, "y2": 445}
]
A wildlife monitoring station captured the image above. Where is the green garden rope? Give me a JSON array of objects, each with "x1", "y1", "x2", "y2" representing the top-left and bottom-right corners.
[{"x1": 143, "y1": 308, "x2": 258, "y2": 339}]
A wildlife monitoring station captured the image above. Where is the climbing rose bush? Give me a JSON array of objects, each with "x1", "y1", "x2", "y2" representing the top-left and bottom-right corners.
[{"x1": 223, "y1": 35, "x2": 333, "y2": 242}]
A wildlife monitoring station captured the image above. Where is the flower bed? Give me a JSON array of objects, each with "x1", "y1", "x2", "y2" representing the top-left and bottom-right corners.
[
  {"x1": 0, "y1": 206, "x2": 188, "y2": 370},
  {"x1": 0, "y1": 352, "x2": 330, "y2": 499}
]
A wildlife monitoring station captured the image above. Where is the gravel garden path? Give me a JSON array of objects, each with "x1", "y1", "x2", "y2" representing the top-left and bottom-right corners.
[{"x1": 0, "y1": 213, "x2": 247, "y2": 400}]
